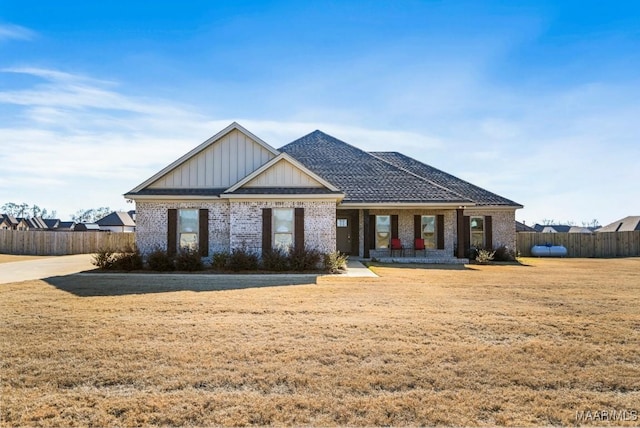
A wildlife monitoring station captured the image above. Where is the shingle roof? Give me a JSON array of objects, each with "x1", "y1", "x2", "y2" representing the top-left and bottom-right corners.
[
  {"x1": 370, "y1": 151, "x2": 521, "y2": 206},
  {"x1": 279, "y1": 130, "x2": 520, "y2": 206},
  {"x1": 597, "y1": 216, "x2": 640, "y2": 232},
  {"x1": 96, "y1": 211, "x2": 136, "y2": 227}
]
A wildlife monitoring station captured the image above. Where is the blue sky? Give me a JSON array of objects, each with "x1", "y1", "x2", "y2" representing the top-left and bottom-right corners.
[{"x1": 1, "y1": 0, "x2": 639, "y2": 226}]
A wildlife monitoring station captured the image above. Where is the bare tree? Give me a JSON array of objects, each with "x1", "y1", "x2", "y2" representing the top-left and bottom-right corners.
[{"x1": 71, "y1": 207, "x2": 112, "y2": 223}]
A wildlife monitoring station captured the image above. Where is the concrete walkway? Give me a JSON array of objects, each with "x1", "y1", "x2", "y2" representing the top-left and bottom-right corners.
[
  {"x1": 343, "y1": 260, "x2": 378, "y2": 277},
  {"x1": 0, "y1": 254, "x2": 95, "y2": 285},
  {"x1": 0, "y1": 254, "x2": 377, "y2": 285}
]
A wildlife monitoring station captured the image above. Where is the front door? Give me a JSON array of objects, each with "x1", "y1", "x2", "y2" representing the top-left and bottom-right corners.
[{"x1": 336, "y1": 217, "x2": 351, "y2": 254}]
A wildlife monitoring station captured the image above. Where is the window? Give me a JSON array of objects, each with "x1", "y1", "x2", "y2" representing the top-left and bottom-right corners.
[
  {"x1": 376, "y1": 215, "x2": 391, "y2": 249},
  {"x1": 273, "y1": 208, "x2": 294, "y2": 249},
  {"x1": 470, "y1": 216, "x2": 485, "y2": 248},
  {"x1": 178, "y1": 209, "x2": 198, "y2": 250},
  {"x1": 421, "y1": 215, "x2": 436, "y2": 249},
  {"x1": 337, "y1": 219, "x2": 348, "y2": 228}
]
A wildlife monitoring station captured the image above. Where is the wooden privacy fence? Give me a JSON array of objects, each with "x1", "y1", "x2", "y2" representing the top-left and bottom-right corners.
[
  {"x1": 0, "y1": 230, "x2": 136, "y2": 256},
  {"x1": 517, "y1": 231, "x2": 640, "y2": 258}
]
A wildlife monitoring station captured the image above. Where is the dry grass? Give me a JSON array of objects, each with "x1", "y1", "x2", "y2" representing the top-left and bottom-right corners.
[
  {"x1": 0, "y1": 254, "x2": 55, "y2": 264},
  {"x1": 1, "y1": 257, "x2": 639, "y2": 426}
]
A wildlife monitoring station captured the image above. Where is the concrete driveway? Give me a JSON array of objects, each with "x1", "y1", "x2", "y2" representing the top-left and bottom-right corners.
[
  {"x1": 0, "y1": 254, "x2": 95, "y2": 285},
  {"x1": 0, "y1": 255, "x2": 376, "y2": 286}
]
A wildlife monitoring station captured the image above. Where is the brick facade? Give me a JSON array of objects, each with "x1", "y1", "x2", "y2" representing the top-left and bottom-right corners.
[
  {"x1": 135, "y1": 199, "x2": 336, "y2": 257},
  {"x1": 463, "y1": 208, "x2": 516, "y2": 251}
]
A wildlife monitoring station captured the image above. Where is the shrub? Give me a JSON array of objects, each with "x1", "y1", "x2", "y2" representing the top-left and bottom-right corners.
[
  {"x1": 211, "y1": 252, "x2": 230, "y2": 270},
  {"x1": 493, "y1": 245, "x2": 516, "y2": 262},
  {"x1": 324, "y1": 251, "x2": 349, "y2": 273},
  {"x1": 147, "y1": 248, "x2": 175, "y2": 271},
  {"x1": 289, "y1": 247, "x2": 322, "y2": 271},
  {"x1": 475, "y1": 248, "x2": 495, "y2": 264},
  {"x1": 111, "y1": 246, "x2": 143, "y2": 271},
  {"x1": 228, "y1": 247, "x2": 259, "y2": 271},
  {"x1": 174, "y1": 247, "x2": 204, "y2": 271},
  {"x1": 92, "y1": 248, "x2": 116, "y2": 269},
  {"x1": 261, "y1": 247, "x2": 290, "y2": 271}
]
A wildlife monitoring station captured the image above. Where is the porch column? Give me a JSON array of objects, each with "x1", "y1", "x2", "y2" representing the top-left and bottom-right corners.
[
  {"x1": 456, "y1": 207, "x2": 465, "y2": 258},
  {"x1": 363, "y1": 209, "x2": 370, "y2": 258}
]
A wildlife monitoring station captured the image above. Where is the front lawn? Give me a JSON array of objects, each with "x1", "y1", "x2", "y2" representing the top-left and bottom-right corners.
[{"x1": 1, "y1": 258, "x2": 639, "y2": 426}]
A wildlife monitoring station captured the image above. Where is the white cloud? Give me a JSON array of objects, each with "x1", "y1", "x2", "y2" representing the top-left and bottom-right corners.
[{"x1": 0, "y1": 23, "x2": 35, "y2": 42}]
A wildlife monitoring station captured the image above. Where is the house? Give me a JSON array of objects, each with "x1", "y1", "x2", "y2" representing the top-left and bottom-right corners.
[
  {"x1": 95, "y1": 211, "x2": 136, "y2": 233},
  {"x1": 533, "y1": 224, "x2": 593, "y2": 234},
  {"x1": 18, "y1": 217, "x2": 50, "y2": 230},
  {"x1": 43, "y1": 218, "x2": 61, "y2": 229},
  {"x1": 125, "y1": 122, "x2": 522, "y2": 261},
  {"x1": 596, "y1": 216, "x2": 640, "y2": 232},
  {"x1": 0, "y1": 216, "x2": 11, "y2": 230},
  {"x1": 516, "y1": 221, "x2": 536, "y2": 232},
  {"x1": 74, "y1": 223, "x2": 102, "y2": 231},
  {"x1": 56, "y1": 221, "x2": 76, "y2": 231}
]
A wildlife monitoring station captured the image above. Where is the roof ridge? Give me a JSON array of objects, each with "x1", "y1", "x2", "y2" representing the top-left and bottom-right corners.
[{"x1": 369, "y1": 151, "x2": 472, "y2": 203}]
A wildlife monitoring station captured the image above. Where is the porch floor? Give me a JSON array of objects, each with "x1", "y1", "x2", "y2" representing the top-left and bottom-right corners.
[{"x1": 354, "y1": 256, "x2": 469, "y2": 264}]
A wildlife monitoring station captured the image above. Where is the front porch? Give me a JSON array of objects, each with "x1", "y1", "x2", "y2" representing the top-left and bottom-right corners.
[{"x1": 366, "y1": 248, "x2": 468, "y2": 264}]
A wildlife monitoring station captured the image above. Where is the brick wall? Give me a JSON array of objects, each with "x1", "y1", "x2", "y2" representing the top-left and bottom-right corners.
[
  {"x1": 463, "y1": 208, "x2": 516, "y2": 251},
  {"x1": 136, "y1": 199, "x2": 336, "y2": 257},
  {"x1": 230, "y1": 200, "x2": 336, "y2": 255},
  {"x1": 135, "y1": 201, "x2": 229, "y2": 256}
]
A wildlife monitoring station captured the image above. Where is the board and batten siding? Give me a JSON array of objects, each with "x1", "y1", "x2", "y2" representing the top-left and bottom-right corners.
[
  {"x1": 245, "y1": 159, "x2": 325, "y2": 188},
  {"x1": 148, "y1": 129, "x2": 276, "y2": 189}
]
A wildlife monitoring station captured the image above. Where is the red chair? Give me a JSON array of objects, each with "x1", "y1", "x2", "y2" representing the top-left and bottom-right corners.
[
  {"x1": 414, "y1": 238, "x2": 425, "y2": 257},
  {"x1": 390, "y1": 238, "x2": 404, "y2": 257}
]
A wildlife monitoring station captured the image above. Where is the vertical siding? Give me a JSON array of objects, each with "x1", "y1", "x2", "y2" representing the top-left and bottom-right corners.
[
  {"x1": 244, "y1": 160, "x2": 324, "y2": 188},
  {"x1": 147, "y1": 129, "x2": 276, "y2": 189}
]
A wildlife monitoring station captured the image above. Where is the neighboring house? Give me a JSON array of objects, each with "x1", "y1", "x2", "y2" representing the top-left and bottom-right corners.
[
  {"x1": 516, "y1": 221, "x2": 536, "y2": 232},
  {"x1": 0, "y1": 216, "x2": 11, "y2": 230},
  {"x1": 74, "y1": 223, "x2": 101, "y2": 231},
  {"x1": 56, "y1": 221, "x2": 76, "y2": 231},
  {"x1": 1, "y1": 214, "x2": 19, "y2": 230},
  {"x1": 128, "y1": 210, "x2": 136, "y2": 222},
  {"x1": 125, "y1": 122, "x2": 522, "y2": 260},
  {"x1": 24, "y1": 217, "x2": 50, "y2": 230},
  {"x1": 95, "y1": 211, "x2": 136, "y2": 233},
  {"x1": 533, "y1": 224, "x2": 593, "y2": 234},
  {"x1": 14, "y1": 218, "x2": 30, "y2": 231},
  {"x1": 43, "y1": 218, "x2": 61, "y2": 229},
  {"x1": 596, "y1": 216, "x2": 640, "y2": 232}
]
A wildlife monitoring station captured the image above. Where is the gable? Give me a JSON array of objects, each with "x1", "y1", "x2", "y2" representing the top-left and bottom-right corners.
[
  {"x1": 126, "y1": 123, "x2": 280, "y2": 197},
  {"x1": 243, "y1": 158, "x2": 325, "y2": 188},
  {"x1": 148, "y1": 128, "x2": 276, "y2": 189}
]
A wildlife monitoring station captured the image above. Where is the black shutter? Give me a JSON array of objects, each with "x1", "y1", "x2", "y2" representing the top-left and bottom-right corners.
[
  {"x1": 199, "y1": 209, "x2": 209, "y2": 257},
  {"x1": 436, "y1": 214, "x2": 445, "y2": 250},
  {"x1": 391, "y1": 215, "x2": 399, "y2": 239},
  {"x1": 414, "y1": 215, "x2": 421, "y2": 239},
  {"x1": 295, "y1": 208, "x2": 304, "y2": 251},
  {"x1": 485, "y1": 216, "x2": 493, "y2": 249},
  {"x1": 262, "y1": 208, "x2": 272, "y2": 254},
  {"x1": 463, "y1": 216, "x2": 471, "y2": 254},
  {"x1": 368, "y1": 215, "x2": 376, "y2": 250},
  {"x1": 167, "y1": 209, "x2": 177, "y2": 256}
]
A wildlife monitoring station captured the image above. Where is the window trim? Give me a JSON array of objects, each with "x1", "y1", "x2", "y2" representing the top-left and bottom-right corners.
[
  {"x1": 272, "y1": 207, "x2": 295, "y2": 250},
  {"x1": 375, "y1": 215, "x2": 391, "y2": 249},
  {"x1": 470, "y1": 215, "x2": 485, "y2": 248},
  {"x1": 421, "y1": 215, "x2": 437, "y2": 249},
  {"x1": 178, "y1": 208, "x2": 199, "y2": 251}
]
